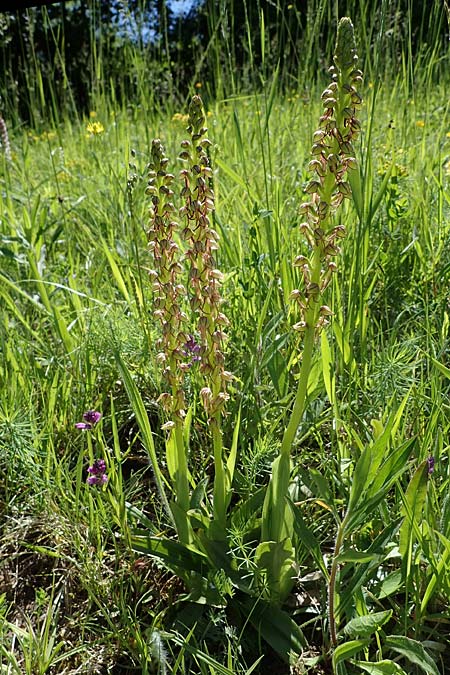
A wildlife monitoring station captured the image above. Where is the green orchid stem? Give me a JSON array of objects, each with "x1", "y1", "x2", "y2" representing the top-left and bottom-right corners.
[
  {"x1": 281, "y1": 249, "x2": 322, "y2": 460},
  {"x1": 172, "y1": 418, "x2": 191, "y2": 544},
  {"x1": 174, "y1": 420, "x2": 189, "y2": 506},
  {"x1": 212, "y1": 416, "x2": 226, "y2": 529},
  {"x1": 328, "y1": 512, "x2": 348, "y2": 647}
]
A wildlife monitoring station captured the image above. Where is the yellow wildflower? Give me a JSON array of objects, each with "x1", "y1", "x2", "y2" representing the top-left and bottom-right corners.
[
  {"x1": 86, "y1": 121, "x2": 105, "y2": 135},
  {"x1": 195, "y1": 82, "x2": 202, "y2": 89},
  {"x1": 446, "y1": 131, "x2": 450, "y2": 138},
  {"x1": 171, "y1": 112, "x2": 189, "y2": 124},
  {"x1": 415, "y1": 120, "x2": 425, "y2": 128},
  {"x1": 41, "y1": 131, "x2": 56, "y2": 141},
  {"x1": 89, "y1": 111, "x2": 97, "y2": 118}
]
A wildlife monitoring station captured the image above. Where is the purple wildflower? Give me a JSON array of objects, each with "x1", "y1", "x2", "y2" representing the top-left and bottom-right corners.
[
  {"x1": 87, "y1": 458, "x2": 108, "y2": 486},
  {"x1": 427, "y1": 455, "x2": 435, "y2": 475},
  {"x1": 181, "y1": 335, "x2": 202, "y2": 367},
  {"x1": 75, "y1": 410, "x2": 102, "y2": 430}
]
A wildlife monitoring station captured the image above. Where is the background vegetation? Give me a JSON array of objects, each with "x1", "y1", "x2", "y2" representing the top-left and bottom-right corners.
[{"x1": 0, "y1": 1, "x2": 449, "y2": 673}]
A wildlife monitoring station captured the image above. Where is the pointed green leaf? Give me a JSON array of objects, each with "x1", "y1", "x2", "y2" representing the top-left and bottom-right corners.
[
  {"x1": 399, "y1": 460, "x2": 428, "y2": 557},
  {"x1": 376, "y1": 569, "x2": 403, "y2": 599},
  {"x1": 353, "y1": 659, "x2": 407, "y2": 674},
  {"x1": 343, "y1": 610, "x2": 392, "y2": 638},
  {"x1": 130, "y1": 534, "x2": 207, "y2": 578},
  {"x1": 290, "y1": 500, "x2": 328, "y2": 575},
  {"x1": 240, "y1": 596, "x2": 307, "y2": 662},
  {"x1": 336, "y1": 550, "x2": 379, "y2": 564},
  {"x1": 332, "y1": 639, "x2": 369, "y2": 669},
  {"x1": 347, "y1": 444, "x2": 372, "y2": 514},
  {"x1": 430, "y1": 356, "x2": 450, "y2": 379},
  {"x1": 254, "y1": 538, "x2": 296, "y2": 600},
  {"x1": 226, "y1": 405, "x2": 241, "y2": 498},
  {"x1": 421, "y1": 532, "x2": 450, "y2": 614},
  {"x1": 384, "y1": 636, "x2": 440, "y2": 675},
  {"x1": 115, "y1": 351, "x2": 172, "y2": 520}
]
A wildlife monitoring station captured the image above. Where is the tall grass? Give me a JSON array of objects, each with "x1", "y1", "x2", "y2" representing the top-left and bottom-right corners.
[{"x1": 0, "y1": 1, "x2": 449, "y2": 673}]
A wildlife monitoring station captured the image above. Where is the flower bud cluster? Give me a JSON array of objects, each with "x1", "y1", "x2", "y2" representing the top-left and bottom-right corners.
[
  {"x1": 147, "y1": 138, "x2": 188, "y2": 420},
  {"x1": 179, "y1": 96, "x2": 231, "y2": 419},
  {"x1": 291, "y1": 17, "x2": 362, "y2": 335}
]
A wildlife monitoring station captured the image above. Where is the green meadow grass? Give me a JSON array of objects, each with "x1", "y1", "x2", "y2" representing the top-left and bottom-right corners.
[{"x1": 1, "y1": 3, "x2": 450, "y2": 674}]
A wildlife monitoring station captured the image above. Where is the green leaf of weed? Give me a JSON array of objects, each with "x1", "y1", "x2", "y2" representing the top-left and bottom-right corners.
[
  {"x1": 332, "y1": 639, "x2": 369, "y2": 669},
  {"x1": 343, "y1": 610, "x2": 392, "y2": 638},
  {"x1": 384, "y1": 636, "x2": 440, "y2": 675},
  {"x1": 399, "y1": 460, "x2": 428, "y2": 558},
  {"x1": 352, "y1": 659, "x2": 407, "y2": 674}
]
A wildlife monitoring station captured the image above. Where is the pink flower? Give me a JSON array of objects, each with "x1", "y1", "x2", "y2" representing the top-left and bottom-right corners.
[
  {"x1": 75, "y1": 410, "x2": 102, "y2": 430},
  {"x1": 87, "y1": 458, "x2": 108, "y2": 486}
]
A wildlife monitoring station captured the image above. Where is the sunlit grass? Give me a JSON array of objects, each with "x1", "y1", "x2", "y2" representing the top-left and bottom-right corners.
[{"x1": 1, "y1": 2, "x2": 450, "y2": 673}]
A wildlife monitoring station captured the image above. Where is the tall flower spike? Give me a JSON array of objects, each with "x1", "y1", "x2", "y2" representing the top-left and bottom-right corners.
[
  {"x1": 262, "y1": 17, "x2": 363, "y2": 552},
  {"x1": 291, "y1": 17, "x2": 363, "y2": 335},
  {"x1": 147, "y1": 139, "x2": 187, "y2": 422},
  {"x1": 179, "y1": 96, "x2": 231, "y2": 421}
]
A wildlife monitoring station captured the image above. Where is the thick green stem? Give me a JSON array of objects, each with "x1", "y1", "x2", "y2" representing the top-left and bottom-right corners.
[
  {"x1": 212, "y1": 415, "x2": 226, "y2": 530},
  {"x1": 170, "y1": 418, "x2": 191, "y2": 544},
  {"x1": 280, "y1": 247, "x2": 322, "y2": 459},
  {"x1": 174, "y1": 420, "x2": 189, "y2": 508}
]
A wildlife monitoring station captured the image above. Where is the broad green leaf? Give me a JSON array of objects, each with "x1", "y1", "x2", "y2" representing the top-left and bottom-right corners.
[
  {"x1": 254, "y1": 538, "x2": 296, "y2": 601},
  {"x1": 368, "y1": 438, "x2": 414, "y2": 497},
  {"x1": 384, "y1": 636, "x2": 440, "y2": 675},
  {"x1": 376, "y1": 569, "x2": 403, "y2": 599},
  {"x1": 335, "y1": 550, "x2": 379, "y2": 564},
  {"x1": 165, "y1": 428, "x2": 177, "y2": 483},
  {"x1": 343, "y1": 610, "x2": 392, "y2": 638},
  {"x1": 340, "y1": 519, "x2": 401, "y2": 615},
  {"x1": 131, "y1": 534, "x2": 207, "y2": 577},
  {"x1": 371, "y1": 418, "x2": 384, "y2": 439},
  {"x1": 261, "y1": 452, "x2": 293, "y2": 543},
  {"x1": 353, "y1": 659, "x2": 407, "y2": 674},
  {"x1": 190, "y1": 477, "x2": 209, "y2": 510},
  {"x1": 332, "y1": 639, "x2": 369, "y2": 669},
  {"x1": 126, "y1": 502, "x2": 157, "y2": 531},
  {"x1": 239, "y1": 596, "x2": 307, "y2": 662},
  {"x1": 399, "y1": 460, "x2": 428, "y2": 558}
]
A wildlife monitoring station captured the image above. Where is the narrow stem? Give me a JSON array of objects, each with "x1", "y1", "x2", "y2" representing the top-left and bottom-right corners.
[
  {"x1": 212, "y1": 415, "x2": 226, "y2": 530},
  {"x1": 86, "y1": 433, "x2": 94, "y2": 464},
  {"x1": 174, "y1": 419, "x2": 189, "y2": 509},
  {"x1": 280, "y1": 246, "x2": 322, "y2": 458}
]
